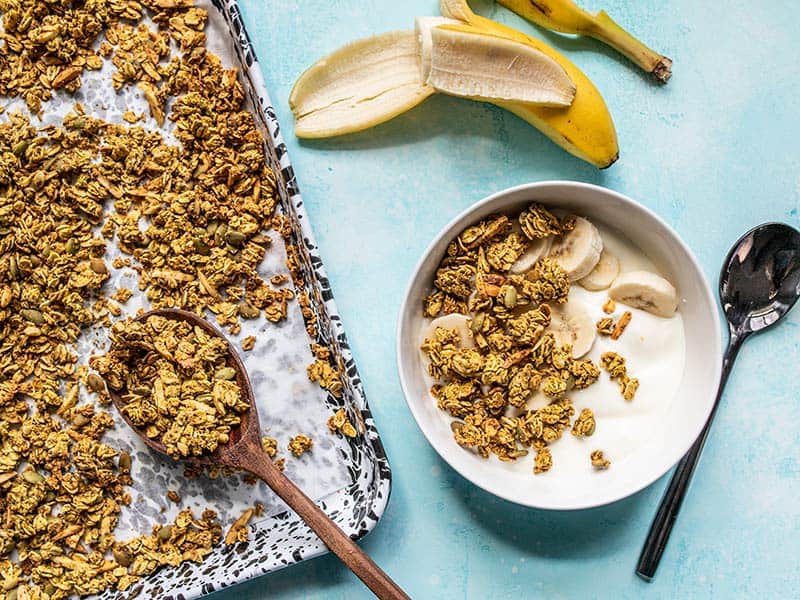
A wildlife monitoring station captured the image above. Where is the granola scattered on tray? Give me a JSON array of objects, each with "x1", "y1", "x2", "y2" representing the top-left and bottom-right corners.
[
  {"x1": 288, "y1": 434, "x2": 314, "y2": 457},
  {"x1": 241, "y1": 335, "x2": 256, "y2": 351},
  {"x1": 328, "y1": 407, "x2": 357, "y2": 438},
  {"x1": 307, "y1": 359, "x2": 343, "y2": 398},
  {"x1": 224, "y1": 507, "x2": 254, "y2": 546},
  {"x1": 0, "y1": 0, "x2": 342, "y2": 594}
]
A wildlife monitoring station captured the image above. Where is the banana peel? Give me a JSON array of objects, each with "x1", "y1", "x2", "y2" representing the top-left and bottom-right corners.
[
  {"x1": 440, "y1": 0, "x2": 618, "y2": 168},
  {"x1": 423, "y1": 24, "x2": 576, "y2": 106},
  {"x1": 289, "y1": 31, "x2": 435, "y2": 139},
  {"x1": 290, "y1": 3, "x2": 619, "y2": 168}
]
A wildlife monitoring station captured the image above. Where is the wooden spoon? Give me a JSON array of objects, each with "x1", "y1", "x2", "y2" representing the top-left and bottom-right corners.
[{"x1": 106, "y1": 308, "x2": 409, "y2": 600}]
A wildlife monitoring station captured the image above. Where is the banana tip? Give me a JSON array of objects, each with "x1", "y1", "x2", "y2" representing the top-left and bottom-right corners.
[
  {"x1": 652, "y1": 57, "x2": 672, "y2": 84},
  {"x1": 599, "y1": 152, "x2": 619, "y2": 170}
]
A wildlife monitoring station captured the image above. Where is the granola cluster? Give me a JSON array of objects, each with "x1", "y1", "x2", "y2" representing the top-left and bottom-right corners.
[
  {"x1": 90, "y1": 315, "x2": 250, "y2": 459},
  {"x1": 421, "y1": 205, "x2": 606, "y2": 474},
  {"x1": 287, "y1": 434, "x2": 313, "y2": 458},
  {"x1": 327, "y1": 408, "x2": 357, "y2": 438},
  {"x1": 600, "y1": 351, "x2": 639, "y2": 401}
]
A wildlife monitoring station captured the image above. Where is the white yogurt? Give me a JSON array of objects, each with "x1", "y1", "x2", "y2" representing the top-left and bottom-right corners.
[{"x1": 419, "y1": 223, "x2": 686, "y2": 476}]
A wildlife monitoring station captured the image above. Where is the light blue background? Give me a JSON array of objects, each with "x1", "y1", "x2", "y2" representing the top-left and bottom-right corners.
[{"x1": 212, "y1": 1, "x2": 800, "y2": 598}]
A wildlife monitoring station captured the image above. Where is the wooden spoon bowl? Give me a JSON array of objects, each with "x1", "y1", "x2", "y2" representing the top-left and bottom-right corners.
[{"x1": 107, "y1": 308, "x2": 408, "y2": 599}]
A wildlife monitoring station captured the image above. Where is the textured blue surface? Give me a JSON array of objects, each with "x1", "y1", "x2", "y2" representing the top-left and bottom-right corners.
[{"x1": 211, "y1": 1, "x2": 800, "y2": 598}]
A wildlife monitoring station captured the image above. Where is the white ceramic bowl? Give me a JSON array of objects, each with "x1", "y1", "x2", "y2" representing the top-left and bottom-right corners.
[{"x1": 396, "y1": 181, "x2": 722, "y2": 510}]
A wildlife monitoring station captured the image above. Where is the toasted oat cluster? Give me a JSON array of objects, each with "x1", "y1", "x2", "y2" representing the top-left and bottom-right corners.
[
  {"x1": 91, "y1": 316, "x2": 250, "y2": 459},
  {"x1": 327, "y1": 407, "x2": 357, "y2": 438},
  {"x1": 600, "y1": 351, "x2": 639, "y2": 401},
  {"x1": 590, "y1": 450, "x2": 611, "y2": 469},
  {"x1": 287, "y1": 434, "x2": 313, "y2": 457}
]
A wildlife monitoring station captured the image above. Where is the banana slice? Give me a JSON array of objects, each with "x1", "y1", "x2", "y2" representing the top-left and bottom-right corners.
[
  {"x1": 509, "y1": 237, "x2": 553, "y2": 274},
  {"x1": 426, "y1": 26, "x2": 576, "y2": 106},
  {"x1": 578, "y1": 249, "x2": 619, "y2": 291},
  {"x1": 420, "y1": 313, "x2": 474, "y2": 349},
  {"x1": 289, "y1": 31, "x2": 435, "y2": 138},
  {"x1": 547, "y1": 300, "x2": 596, "y2": 358},
  {"x1": 609, "y1": 271, "x2": 678, "y2": 317},
  {"x1": 548, "y1": 217, "x2": 603, "y2": 281},
  {"x1": 419, "y1": 313, "x2": 474, "y2": 382}
]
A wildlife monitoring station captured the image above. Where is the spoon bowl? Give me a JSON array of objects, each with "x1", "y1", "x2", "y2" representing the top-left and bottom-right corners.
[
  {"x1": 105, "y1": 308, "x2": 409, "y2": 600},
  {"x1": 109, "y1": 308, "x2": 258, "y2": 466},
  {"x1": 719, "y1": 223, "x2": 800, "y2": 334}
]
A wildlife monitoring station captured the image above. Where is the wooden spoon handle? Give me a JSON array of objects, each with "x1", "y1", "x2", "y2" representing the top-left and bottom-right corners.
[{"x1": 243, "y1": 447, "x2": 409, "y2": 600}]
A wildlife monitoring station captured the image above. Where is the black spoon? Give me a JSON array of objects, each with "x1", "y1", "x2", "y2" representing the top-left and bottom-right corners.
[{"x1": 637, "y1": 222, "x2": 800, "y2": 580}]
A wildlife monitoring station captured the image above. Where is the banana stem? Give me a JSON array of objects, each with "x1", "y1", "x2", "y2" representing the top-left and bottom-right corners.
[{"x1": 587, "y1": 11, "x2": 672, "y2": 83}]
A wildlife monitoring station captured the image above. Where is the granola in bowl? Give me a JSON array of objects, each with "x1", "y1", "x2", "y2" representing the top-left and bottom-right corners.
[
  {"x1": 397, "y1": 182, "x2": 721, "y2": 509},
  {"x1": 418, "y1": 202, "x2": 677, "y2": 475}
]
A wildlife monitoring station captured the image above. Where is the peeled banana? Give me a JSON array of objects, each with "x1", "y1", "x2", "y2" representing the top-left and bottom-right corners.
[
  {"x1": 289, "y1": 1, "x2": 620, "y2": 168},
  {"x1": 440, "y1": 0, "x2": 619, "y2": 168},
  {"x1": 425, "y1": 25, "x2": 576, "y2": 106},
  {"x1": 289, "y1": 31, "x2": 434, "y2": 138},
  {"x1": 497, "y1": 0, "x2": 672, "y2": 83},
  {"x1": 416, "y1": 16, "x2": 460, "y2": 81}
]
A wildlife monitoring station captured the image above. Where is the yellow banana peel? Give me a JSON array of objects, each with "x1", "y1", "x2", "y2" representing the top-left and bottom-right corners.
[{"x1": 440, "y1": 0, "x2": 619, "y2": 168}]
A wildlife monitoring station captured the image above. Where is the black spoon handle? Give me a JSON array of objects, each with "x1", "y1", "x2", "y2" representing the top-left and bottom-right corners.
[{"x1": 636, "y1": 332, "x2": 744, "y2": 580}]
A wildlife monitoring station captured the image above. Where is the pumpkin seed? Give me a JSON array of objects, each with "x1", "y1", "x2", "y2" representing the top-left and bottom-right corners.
[
  {"x1": 215, "y1": 367, "x2": 236, "y2": 381},
  {"x1": 113, "y1": 547, "x2": 133, "y2": 567},
  {"x1": 224, "y1": 230, "x2": 246, "y2": 247},
  {"x1": 238, "y1": 303, "x2": 260, "y2": 319},
  {"x1": 72, "y1": 414, "x2": 90, "y2": 427},
  {"x1": 21, "y1": 309, "x2": 44, "y2": 324},
  {"x1": 503, "y1": 285, "x2": 517, "y2": 308},
  {"x1": 157, "y1": 525, "x2": 173, "y2": 541},
  {"x1": 22, "y1": 469, "x2": 44, "y2": 484},
  {"x1": 87, "y1": 373, "x2": 105, "y2": 393},
  {"x1": 470, "y1": 311, "x2": 485, "y2": 334},
  {"x1": 118, "y1": 451, "x2": 131, "y2": 472},
  {"x1": 193, "y1": 238, "x2": 211, "y2": 255},
  {"x1": 89, "y1": 257, "x2": 107, "y2": 275}
]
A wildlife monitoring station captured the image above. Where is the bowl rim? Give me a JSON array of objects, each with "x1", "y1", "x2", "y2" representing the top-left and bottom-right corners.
[{"x1": 395, "y1": 180, "x2": 723, "y2": 510}]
